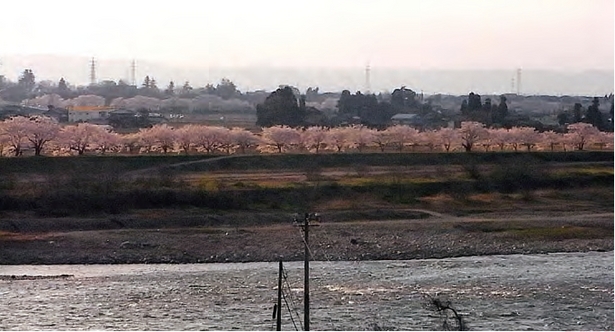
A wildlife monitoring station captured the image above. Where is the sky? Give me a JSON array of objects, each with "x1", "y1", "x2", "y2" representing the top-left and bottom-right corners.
[{"x1": 1, "y1": 0, "x2": 613, "y2": 71}]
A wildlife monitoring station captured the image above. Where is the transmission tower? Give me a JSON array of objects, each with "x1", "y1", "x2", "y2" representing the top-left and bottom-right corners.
[
  {"x1": 131, "y1": 59, "x2": 136, "y2": 86},
  {"x1": 516, "y1": 68, "x2": 522, "y2": 95},
  {"x1": 365, "y1": 63, "x2": 371, "y2": 94},
  {"x1": 90, "y1": 57, "x2": 97, "y2": 85}
]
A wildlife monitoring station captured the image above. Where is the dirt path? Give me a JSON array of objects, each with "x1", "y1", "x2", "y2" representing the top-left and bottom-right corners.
[{"x1": 124, "y1": 154, "x2": 241, "y2": 178}]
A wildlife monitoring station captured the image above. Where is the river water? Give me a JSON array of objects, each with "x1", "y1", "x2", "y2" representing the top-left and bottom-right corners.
[{"x1": 0, "y1": 251, "x2": 613, "y2": 331}]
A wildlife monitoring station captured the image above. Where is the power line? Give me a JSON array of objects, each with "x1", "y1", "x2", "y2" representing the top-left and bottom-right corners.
[{"x1": 282, "y1": 266, "x2": 303, "y2": 330}]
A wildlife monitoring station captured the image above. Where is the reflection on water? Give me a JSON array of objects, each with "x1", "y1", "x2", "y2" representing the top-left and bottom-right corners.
[{"x1": 1, "y1": 252, "x2": 613, "y2": 331}]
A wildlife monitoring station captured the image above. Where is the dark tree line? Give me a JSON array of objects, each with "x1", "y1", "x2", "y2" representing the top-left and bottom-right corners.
[
  {"x1": 255, "y1": 85, "x2": 452, "y2": 128},
  {"x1": 557, "y1": 96, "x2": 613, "y2": 132},
  {"x1": 0, "y1": 69, "x2": 247, "y2": 105},
  {"x1": 460, "y1": 92, "x2": 509, "y2": 127}
]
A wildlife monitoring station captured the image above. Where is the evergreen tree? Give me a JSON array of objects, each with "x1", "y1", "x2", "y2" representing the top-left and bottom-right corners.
[
  {"x1": 467, "y1": 92, "x2": 482, "y2": 112},
  {"x1": 585, "y1": 97, "x2": 604, "y2": 130},
  {"x1": 18, "y1": 69, "x2": 36, "y2": 91},
  {"x1": 256, "y1": 86, "x2": 305, "y2": 127},
  {"x1": 57, "y1": 77, "x2": 70, "y2": 97},
  {"x1": 165, "y1": 81, "x2": 175, "y2": 96},
  {"x1": 149, "y1": 77, "x2": 158, "y2": 90},
  {"x1": 572, "y1": 103, "x2": 583, "y2": 123},
  {"x1": 493, "y1": 95, "x2": 509, "y2": 124},
  {"x1": 216, "y1": 78, "x2": 238, "y2": 99},
  {"x1": 460, "y1": 99, "x2": 469, "y2": 116},
  {"x1": 142, "y1": 76, "x2": 151, "y2": 89}
]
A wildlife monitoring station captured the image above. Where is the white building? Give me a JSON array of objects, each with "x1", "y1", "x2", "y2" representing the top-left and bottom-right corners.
[{"x1": 67, "y1": 106, "x2": 115, "y2": 123}]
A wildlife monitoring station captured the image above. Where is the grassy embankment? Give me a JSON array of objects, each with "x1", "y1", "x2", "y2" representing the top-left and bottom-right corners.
[
  {"x1": 0, "y1": 152, "x2": 612, "y2": 264},
  {"x1": 0, "y1": 151, "x2": 611, "y2": 218}
]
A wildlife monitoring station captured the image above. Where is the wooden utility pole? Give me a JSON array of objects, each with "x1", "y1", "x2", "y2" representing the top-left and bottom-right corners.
[
  {"x1": 296, "y1": 213, "x2": 319, "y2": 331},
  {"x1": 276, "y1": 260, "x2": 282, "y2": 331},
  {"x1": 303, "y1": 216, "x2": 310, "y2": 331}
]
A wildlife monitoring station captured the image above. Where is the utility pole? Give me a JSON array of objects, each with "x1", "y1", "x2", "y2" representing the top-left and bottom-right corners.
[
  {"x1": 296, "y1": 213, "x2": 320, "y2": 331},
  {"x1": 303, "y1": 215, "x2": 310, "y2": 331},
  {"x1": 276, "y1": 260, "x2": 282, "y2": 331}
]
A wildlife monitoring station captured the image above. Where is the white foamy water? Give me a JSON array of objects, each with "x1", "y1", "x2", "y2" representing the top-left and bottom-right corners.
[{"x1": 1, "y1": 251, "x2": 613, "y2": 330}]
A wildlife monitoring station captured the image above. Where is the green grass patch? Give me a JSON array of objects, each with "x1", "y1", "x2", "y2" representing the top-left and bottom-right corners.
[{"x1": 1, "y1": 152, "x2": 611, "y2": 175}]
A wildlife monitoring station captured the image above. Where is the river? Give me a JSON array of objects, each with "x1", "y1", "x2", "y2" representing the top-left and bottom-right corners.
[{"x1": 1, "y1": 251, "x2": 613, "y2": 331}]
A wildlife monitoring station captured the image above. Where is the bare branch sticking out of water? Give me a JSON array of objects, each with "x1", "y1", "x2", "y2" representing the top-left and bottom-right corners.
[{"x1": 423, "y1": 293, "x2": 467, "y2": 331}]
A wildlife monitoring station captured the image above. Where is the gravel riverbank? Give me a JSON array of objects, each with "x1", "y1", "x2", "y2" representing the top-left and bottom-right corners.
[{"x1": 1, "y1": 211, "x2": 612, "y2": 265}]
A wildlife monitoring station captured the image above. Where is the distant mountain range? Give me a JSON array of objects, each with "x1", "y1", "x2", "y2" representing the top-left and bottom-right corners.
[{"x1": 0, "y1": 54, "x2": 613, "y2": 96}]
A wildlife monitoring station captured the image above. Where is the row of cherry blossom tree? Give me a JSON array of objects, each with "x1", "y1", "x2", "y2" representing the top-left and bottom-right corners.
[
  {"x1": 23, "y1": 93, "x2": 254, "y2": 112},
  {"x1": 0, "y1": 116, "x2": 611, "y2": 157}
]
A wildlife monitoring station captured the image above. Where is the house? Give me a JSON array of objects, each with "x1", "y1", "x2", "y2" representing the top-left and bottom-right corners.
[
  {"x1": 0, "y1": 104, "x2": 25, "y2": 119},
  {"x1": 43, "y1": 105, "x2": 69, "y2": 123},
  {"x1": 67, "y1": 106, "x2": 115, "y2": 123},
  {"x1": 0, "y1": 104, "x2": 47, "y2": 120}
]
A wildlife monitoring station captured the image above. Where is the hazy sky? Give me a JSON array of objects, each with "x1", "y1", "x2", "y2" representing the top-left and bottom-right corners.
[{"x1": 1, "y1": 0, "x2": 612, "y2": 71}]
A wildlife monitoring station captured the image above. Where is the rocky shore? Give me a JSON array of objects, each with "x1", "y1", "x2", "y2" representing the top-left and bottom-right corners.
[{"x1": 1, "y1": 211, "x2": 612, "y2": 265}]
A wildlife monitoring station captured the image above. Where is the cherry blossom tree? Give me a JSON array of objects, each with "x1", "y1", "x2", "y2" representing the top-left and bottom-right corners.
[
  {"x1": 121, "y1": 133, "x2": 142, "y2": 154},
  {"x1": 111, "y1": 95, "x2": 161, "y2": 111},
  {"x1": 135, "y1": 128, "x2": 158, "y2": 153},
  {"x1": 62, "y1": 95, "x2": 105, "y2": 108},
  {"x1": 259, "y1": 125, "x2": 300, "y2": 153},
  {"x1": 301, "y1": 126, "x2": 329, "y2": 153},
  {"x1": 175, "y1": 125, "x2": 200, "y2": 154},
  {"x1": 540, "y1": 131, "x2": 562, "y2": 152},
  {"x1": 94, "y1": 129, "x2": 122, "y2": 154},
  {"x1": 58, "y1": 123, "x2": 110, "y2": 155},
  {"x1": 0, "y1": 122, "x2": 9, "y2": 156},
  {"x1": 418, "y1": 130, "x2": 439, "y2": 151},
  {"x1": 189, "y1": 94, "x2": 253, "y2": 112},
  {"x1": 372, "y1": 130, "x2": 392, "y2": 152},
  {"x1": 511, "y1": 127, "x2": 540, "y2": 151},
  {"x1": 23, "y1": 94, "x2": 64, "y2": 108},
  {"x1": 230, "y1": 127, "x2": 261, "y2": 154},
  {"x1": 458, "y1": 121, "x2": 488, "y2": 152},
  {"x1": 0, "y1": 117, "x2": 29, "y2": 156},
  {"x1": 385, "y1": 125, "x2": 419, "y2": 152},
  {"x1": 217, "y1": 127, "x2": 235, "y2": 154},
  {"x1": 488, "y1": 128, "x2": 512, "y2": 151},
  {"x1": 479, "y1": 135, "x2": 494, "y2": 152},
  {"x1": 566, "y1": 123, "x2": 600, "y2": 151},
  {"x1": 434, "y1": 127, "x2": 460, "y2": 152},
  {"x1": 160, "y1": 97, "x2": 192, "y2": 111},
  {"x1": 594, "y1": 131, "x2": 614, "y2": 150},
  {"x1": 326, "y1": 127, "x2": 353, "y2": 153},
  {"x1": 140, "y1": 124, "x2": 177, "y2": 153},
  {"x1": 194, "y1": 126, "x2": 229, "y2": 154},
  {"x1": 22, "y1": 116, "x2": 60, "y2": 156},
  {"x1": 306, "y1": 97, "x2": 338, "y2": 112},
  {"x1": 348, "y1": 125, "x2": 376, "y2": 152}
]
